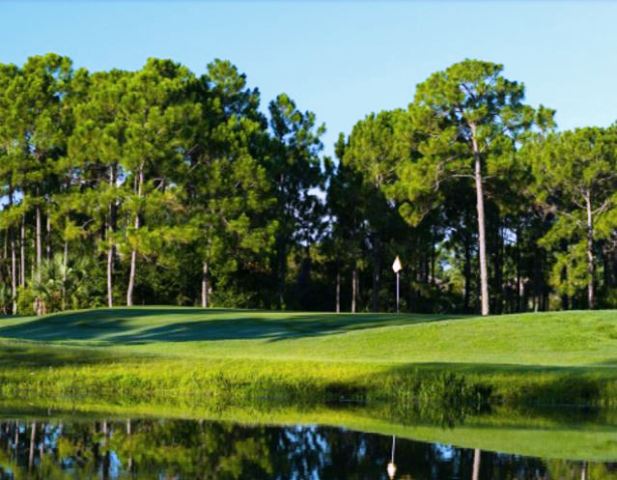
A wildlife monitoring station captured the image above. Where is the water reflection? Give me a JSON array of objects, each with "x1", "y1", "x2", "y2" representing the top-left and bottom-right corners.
[
  {"x1": 387, "y1": 436, "x2": 396, "y2": 479},
  {"x1": 0, "y1": 417, "x2": 613, "y2": 479}
]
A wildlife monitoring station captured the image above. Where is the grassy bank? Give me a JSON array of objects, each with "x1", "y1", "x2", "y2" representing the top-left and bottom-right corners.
[{"x1": 0, "y1": 307, "x2": 615, "y2": 406}]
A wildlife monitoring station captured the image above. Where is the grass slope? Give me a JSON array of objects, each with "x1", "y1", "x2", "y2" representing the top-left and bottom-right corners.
[
  {"x1": 2, "y1": 307, "x2": 616, "y2": 365},
  {"x1": 0, "y1": 307, "x2": 615, "y2": 405}
]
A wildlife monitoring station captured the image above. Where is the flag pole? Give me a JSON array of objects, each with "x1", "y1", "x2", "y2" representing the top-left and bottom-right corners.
[
  {"x1": 396, "y1": 271, "x2": 400, "y2": 314},
  {"x1": 392, "y1": 256, "x2": 402, "y2": 314}
]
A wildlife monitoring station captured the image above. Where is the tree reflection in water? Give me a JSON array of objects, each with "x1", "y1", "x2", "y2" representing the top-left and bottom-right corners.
[{"x1": 0, "y1": 418, "x2": 612, "y2": 479}]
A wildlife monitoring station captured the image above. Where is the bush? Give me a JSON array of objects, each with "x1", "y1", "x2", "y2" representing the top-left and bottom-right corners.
[{"x1": 16, "y1": 285, "x2": 37, "y2": 315}]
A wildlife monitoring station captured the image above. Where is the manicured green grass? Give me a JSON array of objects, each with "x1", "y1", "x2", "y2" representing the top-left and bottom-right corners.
[
  {"x1": 2, "y1": 307, "x2": 617, "y2": 365},
  {"x1": 0, "y1": 307, "x2": 615, "y2": 405}
]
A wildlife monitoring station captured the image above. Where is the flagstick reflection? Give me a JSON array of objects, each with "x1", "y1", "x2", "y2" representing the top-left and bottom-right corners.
[{"x1": 387, "y1": 435, "x2": 397, "y2": 479}]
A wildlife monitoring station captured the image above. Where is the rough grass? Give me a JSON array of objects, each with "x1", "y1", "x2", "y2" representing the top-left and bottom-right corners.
[{"x1": 0, "y1": 307, "x2": 615, "y2": 405}]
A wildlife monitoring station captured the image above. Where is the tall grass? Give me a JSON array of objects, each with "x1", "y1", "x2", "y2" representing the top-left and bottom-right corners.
[{"x1": 1, "y1": 355, "x2": 616, "y2": 408}]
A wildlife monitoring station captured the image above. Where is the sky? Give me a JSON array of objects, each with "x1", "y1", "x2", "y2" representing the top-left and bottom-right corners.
[{"x1": 1, "y1": 1, "x2": 617, "y2": 157}]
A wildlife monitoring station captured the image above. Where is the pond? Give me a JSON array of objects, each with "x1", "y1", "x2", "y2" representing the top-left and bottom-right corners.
[{"x1": 1, "y1": 409, "x2": 615, "y2": 479}]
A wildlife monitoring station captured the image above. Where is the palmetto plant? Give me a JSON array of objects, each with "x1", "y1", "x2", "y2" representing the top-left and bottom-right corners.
[{"x1": 30, "y1": 253, "x2": 95, "y2": 314}]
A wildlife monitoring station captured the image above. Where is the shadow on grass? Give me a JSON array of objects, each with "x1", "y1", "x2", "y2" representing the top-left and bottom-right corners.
[
  {"x1": 593, "y1": 359, "x2": 617, "y2": 366},
  {"x1": 0, "y1": 307, "x2": 460, "y2": 344},
  {"x1": 0, "y1": 342, "x2": 121, "y2": 367}
]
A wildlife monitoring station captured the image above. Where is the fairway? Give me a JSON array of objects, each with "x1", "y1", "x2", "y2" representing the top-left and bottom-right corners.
[
  {"x1": 0, "y1": 307, "x2": 616, "y2": 407},
  {"x1": 0, "y1": 307, "x2": 616, "y2": 367}
]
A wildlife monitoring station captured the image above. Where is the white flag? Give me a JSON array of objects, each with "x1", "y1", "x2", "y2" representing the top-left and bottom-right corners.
[{"x1": 392, "y1": 256, "x2": 402, "y2": 273}]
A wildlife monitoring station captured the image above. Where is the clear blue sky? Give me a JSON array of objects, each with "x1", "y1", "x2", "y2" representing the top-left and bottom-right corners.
[{"x1": 1, "y1": 1, "x2": 616, "y2": 156}]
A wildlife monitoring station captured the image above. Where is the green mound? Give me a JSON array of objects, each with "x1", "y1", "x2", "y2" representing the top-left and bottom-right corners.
[{"x1": 0, "y1": 307, "x2": 615, "y2": 405}]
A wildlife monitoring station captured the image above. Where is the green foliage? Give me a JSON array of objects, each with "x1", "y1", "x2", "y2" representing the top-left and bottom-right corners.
[
  {"x1": 549, "y1": 242, "x2": 589, "y2": 298},
  {"x1": 0, "y1": 53, "x2": 616, "y2": 315},
  {"x1": 266, "y1": 93, "x2": 326, "y2": 307},
  {"x1": 0, "y1": 284, "x2": 11, "y2": 315},
  {"x1": 19, "y1": 254, "x2": 104, "y2": 314},
  {"x1": 0, "y1": 54, "x2": 329, "y2": 311},
  {"x1": 16, "y1": 285, "x2": 37, "y2": 315},
  {"x1": 396, "y1": 59, "x2": 545, "y2": 222},
  {"x1": 528, "y1": 127, "x2": 617, "y2": 304}
]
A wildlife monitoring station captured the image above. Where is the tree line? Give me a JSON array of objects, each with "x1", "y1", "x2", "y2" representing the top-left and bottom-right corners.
[{"x1": 0, "y1": 54, "x2": 616, "y2": 315}]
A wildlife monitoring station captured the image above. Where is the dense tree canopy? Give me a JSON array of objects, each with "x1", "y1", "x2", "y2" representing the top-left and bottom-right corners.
[
  {"x1": 0, "y1": 53, "x2": 616, "y2": 315},
  {"x1": 527, "y1": 127, "x2": 617, "y2": 309}
]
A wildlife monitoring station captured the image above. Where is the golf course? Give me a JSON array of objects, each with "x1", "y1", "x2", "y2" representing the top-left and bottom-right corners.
[{"x1": 1, "y1": 307, "x2": 615, "y2": 406}]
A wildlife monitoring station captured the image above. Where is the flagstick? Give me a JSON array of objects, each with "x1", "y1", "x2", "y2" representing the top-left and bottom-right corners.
[
  {"x1": 396, "y1": 271, "x2": 400, "y2": 314},
  {"x1": 392, "y1": 256, "x2": 402, "y2": 314}
]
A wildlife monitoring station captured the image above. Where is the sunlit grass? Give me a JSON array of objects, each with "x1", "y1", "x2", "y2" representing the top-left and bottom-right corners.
[{"x1": 0, "y1": 307, "x2": 615, "y2": 405}]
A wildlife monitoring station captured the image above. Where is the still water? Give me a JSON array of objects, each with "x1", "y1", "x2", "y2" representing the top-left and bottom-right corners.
[{"x1": 0, "y1": 415, "x2": 614, "y2": 479}]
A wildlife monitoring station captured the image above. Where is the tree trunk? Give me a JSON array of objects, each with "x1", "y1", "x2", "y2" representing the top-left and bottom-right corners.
[
  {"x1": 494, "y1": 225, "x2": 504, "y2": 314},
  {"x1": 20, "y1": 216, "x2": 25, "y2": 287},
  {"x1": 107, "y1": 164, "x2": 116, "y2": 308},
  {"x1": 276, "y1": 241, "x2": 286, "y2": 309},
  {"x1": 28, "y1": 422, "x2": 36, "y2": 472},
  {"x1": 33, "y1": 200, "x2": 44, "y2": 316},
  {"x1": 585, "y1": 191, "x2": 596, "y2": 309},
  {"x1": 335, "y1": 269, "x2": 341, "y2": 313},
  {"x1": 472, "y1": 448, "x2": 481, "y2": 480},
  {"x1": 126, "y1": 419, "x2": 133, "y2": 473},
  {"x1": 201, "y1": 261, "x2": 209, "y2": 308},
  {"x1": 515, "y1": 228, "x2": 522, "y2": 312},
  {"x1": 351, "y1": 266, "x2": 358, "y2": 313},
  {"x1": 35, "y1": 202, "x2": 42, "y2": 282},
  {"x1": 10, "y1": 229, "x2": 16, "y2": 314},
  {"x1": 62, "y1": 241, "x2": 68, "y2": 311},
  {"x1": 102, "y1": 420, "x2": 110, "y2": 480},
  {"x1": 14, "y1": 421, "x2": 19, "y2": 454},
  {"x1": 126, "y1": 241, "x2": 138, "y2": 307},
  {"x1": 429, "y1": 234, "x2": 436, "y2": 284},
  {"x1": 9, "y1": 189, "x2": 16, "y2": 314},
  {"x1": 106, "y1": 244, "x2": 114, "y2": 308},
  {"x1": 2, "y1": 230, "x2": 6, "y2": 288},
  {"x1": 126, "y1": 165, "x2": 144, "y2": 307},
  {"x1": 45, "y1": 213, "x2": 51, "y2": 260},
  {"x1": 463, "y1": 233, "x2": 472, "y2": 312},
  {"x1": 371, "y1": 236, "x2": 381, "y2": 312},
  {"x1": 471, "y1": 126, "x2": 490, "y2": 316},
  {"x1": 533, "y1": 254, "x2": 540, "y2": 311}
]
